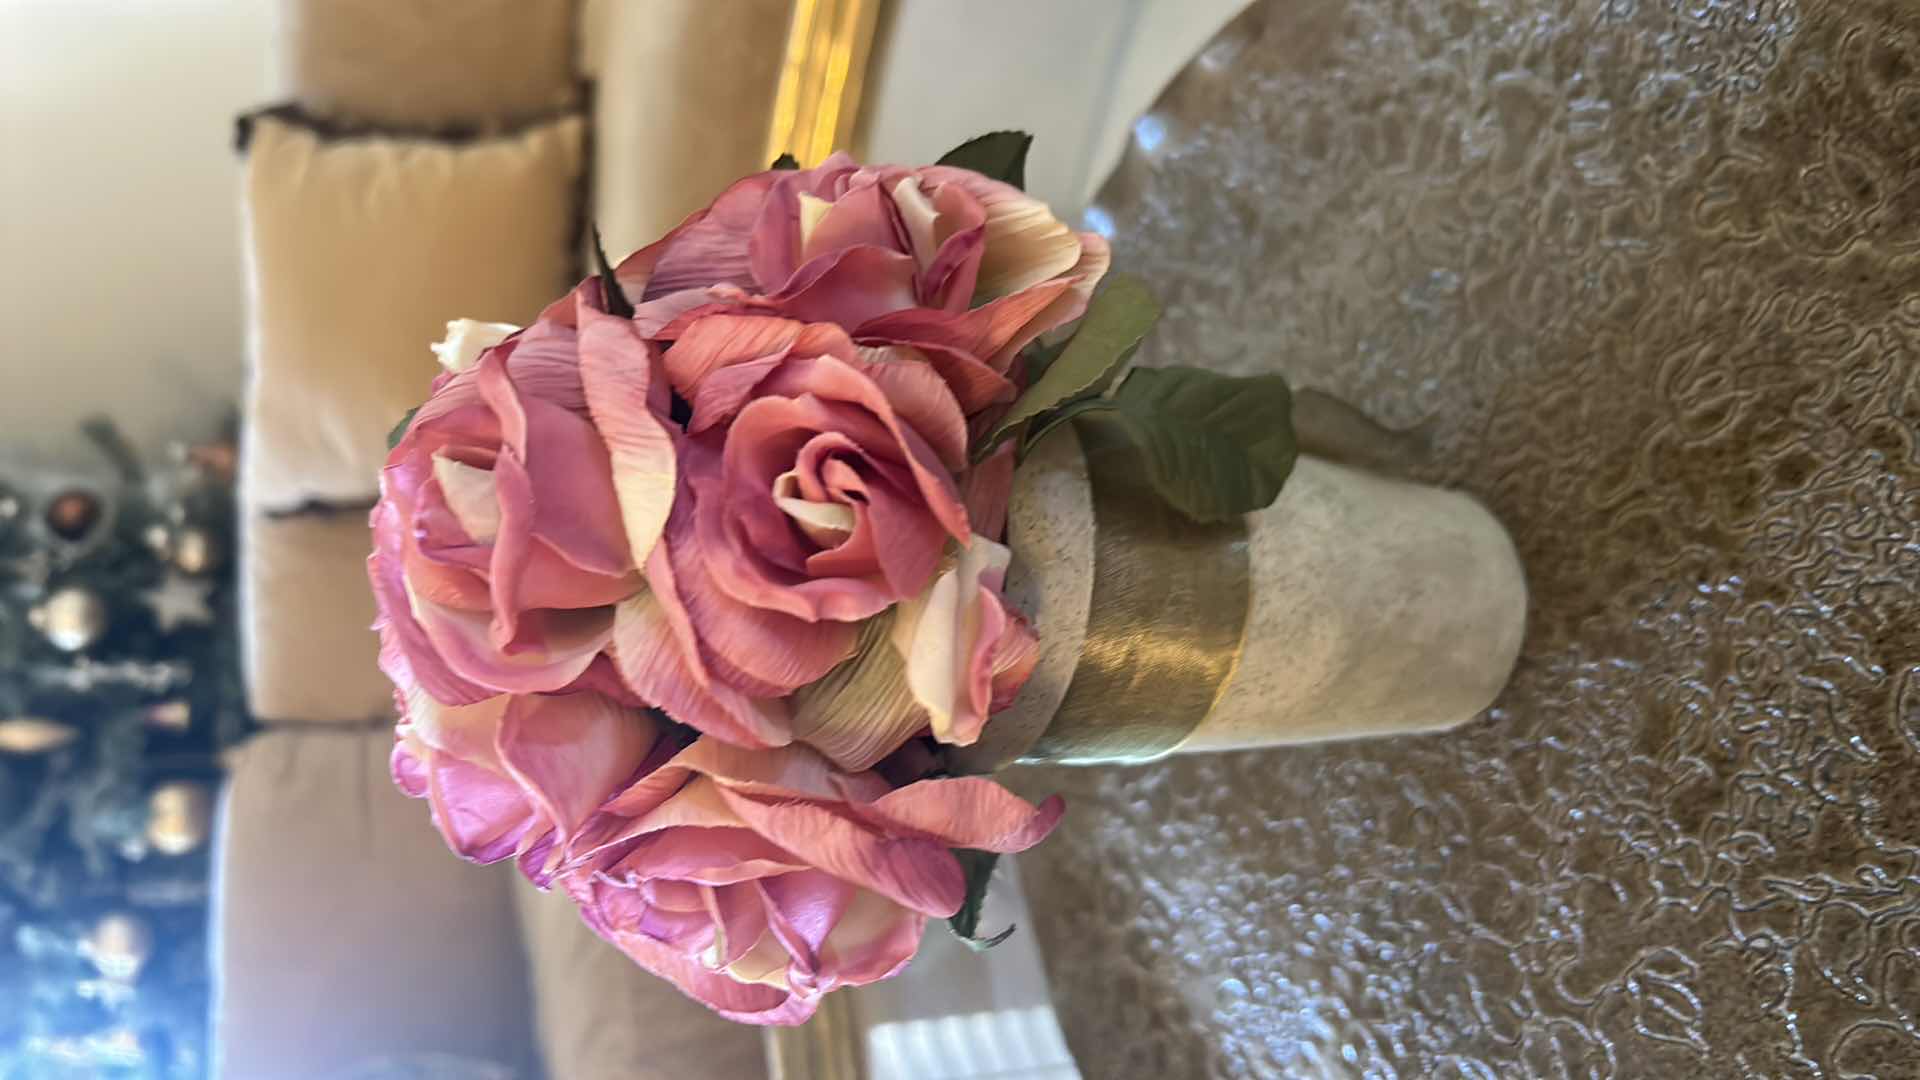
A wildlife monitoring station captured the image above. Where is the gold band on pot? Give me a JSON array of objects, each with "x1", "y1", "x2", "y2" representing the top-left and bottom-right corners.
[{"x1": 1020, "y1": 414, "x2": 1252, "y2": 764}]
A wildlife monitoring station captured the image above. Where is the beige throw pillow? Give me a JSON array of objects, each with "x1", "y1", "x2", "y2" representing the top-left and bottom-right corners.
[
  {"x1": 242, "y1": 113, "x2": 583, "y2": 509},
  {"x1": 280, "y1": 0, "x2": 578, "y2": 130},
  {"x1": 215, "y1": 729, "x2": 536, "y2": 1079},
  {"x1": 240, "y1": 507, "x2": 395, "y2": 724}
]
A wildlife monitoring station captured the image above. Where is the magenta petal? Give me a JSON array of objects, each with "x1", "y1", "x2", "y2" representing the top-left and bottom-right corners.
[
  {"x1": 768, "y1": 245, "x2": 921, "y2": 329},
  {"x1": 864, "y1": 340, "x2": 1015, "y2": 418},
  {"x1": 840, "y1": 469, "x2": 946, "y2": 598},
  {"x1": 665, "y1": 315, "x2": 855, "y2": 398},
  {"x1": 717, "y1": 787, "x2": 966, "y2": 918},
  {"x1": 847, "y1": 351, "x2": 971, "y2": 471},
  {"x1": 409, "y1": 594, "x2": 613, "y2": 695},
  {"x1": 615, "y1": 829, "x2": 809, "y2": 886},
  {"x1": 851, "y1": 779, "x2": 1065, "y2": 854},
  {"x1": 858, "y1": 279, "x2": 1072, "y2": 372},
  {"x1": 483, "y1": 447, "x2": 537, "y2": 648},
  {"x1": 687, "y1": 355, "x2": 785, "y2": 433},
  {"x1": 814, "y1": 888, "x2": 925, "y2": 989},
  {"x1": 568, "y1": 877, "x2": 815, "y2": 1025},
  {"x1": 606, "y1": 589, "x2": 793, "y2": 749},
  {"x1": 390, "y1": 740, "x2": 428, "y2": 798},
  {"x1": 496, "y1": 692, "x2": 660, "y2": 842},
  {"x1": 757, "y1": 871, "x2": 855, "y2": 967},
  {"x1": 368, "y1": 503, "x2": 490, "y2": 706},
  {"x1": 421, "y1": 750, "x2": 544, "y2": 864},
  {"x1": 674, "y1": 481, "x2": 860, "y2": 689},
  {"x1": 751, "y1": 355, "x2": 971, "y2": 541},
  {"x1": 959, "y1": 442, "x2": 1015, "y2": 541},
  {"x1": 578, "y1": 305, "x2": 678, "y2": 568},
  {"x1": 800, "y1": 179, "x2": 901, "y2": 265},
  {"x1": 641, "y1": 171, "x2": 781, "y2": 299}
]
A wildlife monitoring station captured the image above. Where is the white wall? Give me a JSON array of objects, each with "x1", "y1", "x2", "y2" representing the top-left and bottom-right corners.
[
  {"x1": 0, "y1": 1, "x2": 277, "y2": 469},
  {"x1": 861, "y1": 0, "x2": 1250, "y2": 219}
]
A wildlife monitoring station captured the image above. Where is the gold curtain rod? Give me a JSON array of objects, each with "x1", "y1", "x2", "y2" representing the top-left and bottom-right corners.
[{"x1": 764, "y1": 0, "x2": 884, "y2": 167}]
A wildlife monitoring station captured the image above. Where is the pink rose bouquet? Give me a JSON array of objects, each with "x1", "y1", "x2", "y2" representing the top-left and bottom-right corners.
[{"x1": 374, "y1": 133, "x2": 1301, "y2": 1025}]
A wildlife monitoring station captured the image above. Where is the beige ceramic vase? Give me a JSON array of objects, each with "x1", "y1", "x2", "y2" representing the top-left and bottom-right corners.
[{"x1": 951, "y1": 412, "x2": 1528, "y2": 771}]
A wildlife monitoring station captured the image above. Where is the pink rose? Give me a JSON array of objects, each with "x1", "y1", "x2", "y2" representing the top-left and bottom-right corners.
[
  {"x1": 607, "y1": 154, "x2": 1110, "y2": 419},
  {"x1": 389, "y1": 687, "x2": 665, "y2": 884},
  {"x1": 602, "y1": 311, "x2": 1002, "y2": 754},
  {"x1": 561, "y1": 739, "x2": 1063, "y2": 1025},
  {"x1": 371, "y1": 289, "x2": 677, "y2": 707}
]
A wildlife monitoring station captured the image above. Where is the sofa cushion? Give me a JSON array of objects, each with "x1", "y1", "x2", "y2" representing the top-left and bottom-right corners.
[
  {"x1": 240, "y1": 508, "x2": 394, "y2": 724},
  {"x1": 215, "y1": 729, "x2": 536, "y2": 1079},
  {"x1": 280, "y1": 0, "x2": 578, "y2": 130},
  {"x1": 588, "y1": 0, "x2": 789, "y2": 258},
  {"x1": 513, "y1": 877, "x2": 767, "y2": 1080},
  {"x1": 241, "y1": 112, "x2": 583, "y2": 509}
]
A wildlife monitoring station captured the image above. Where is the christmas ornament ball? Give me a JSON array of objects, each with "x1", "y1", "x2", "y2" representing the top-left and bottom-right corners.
[
  {"x1": 84, "y1": 911, "x2": 154, "y2": 980},
  {"x1": 145, "y1": 780, "x2": 213, "y2": 856},
  {"x1": 45, "y1": 488, "x2": 103, "y2": 541},
  {"x1": 30, "y1": 586, "x2": 109, "y2": 651},
  {"x1": 171, "y1": 526, "x2": 221, "y2": 575}
]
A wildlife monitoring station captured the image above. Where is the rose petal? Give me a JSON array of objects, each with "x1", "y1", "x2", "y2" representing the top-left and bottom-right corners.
[
  {"x1": 789, "y1": 615, "x2": 930, "y2": 771},
  {"x1": 852, "y1": 778, "x2": 1065, "y2": 854},
  {"x1": 407, "y1": 584, "x2": 613, "y2": 694},
  {"x1": 496, "y1": 692, "x2": 660, "y2": 842},
  {"x1": 919, "y1": 167, "x2": 1083, "y2": 299},
  {"x1": 606, "y1": 588, "x2": 793, "y2": 748},
  {"x1": 369, "y1": 504, "x2": 491, "y2": 706},
  {"x1": 717, "y1": 787, "x2": 965, "y2": 917},
  {"x1": 814, "y1": 885, "x2": 924, "y2": 988},
  {"x1": 568, "y1": 877, "x2": 816, "y2": 1026},
  {"x1": 858, "y1": 278, "x2": 1071, "y2": 373},
  {"x1": 429, "y1": 454, "x2": 502, "y2": 543},
  {"x1": 664, "y1": 315, "x2": 856, "y2": 400},
  {"x1": 959, "y1": 441, "x2": 1016, "y2": 541},
  {"x1": 578, "y1": 305, "x2": 677, "y2": 567},
  {"x1": 889, "y1": 536, "x2": 1012, "y2": 744},
  {"x1": 431, "y1": 318, "x2": 520, "y2": 375}
]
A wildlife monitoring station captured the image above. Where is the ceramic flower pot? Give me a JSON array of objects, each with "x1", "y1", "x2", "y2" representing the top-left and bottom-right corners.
[{"x1": 951, "y1": 414, "x2": 1528, "y2": 771}]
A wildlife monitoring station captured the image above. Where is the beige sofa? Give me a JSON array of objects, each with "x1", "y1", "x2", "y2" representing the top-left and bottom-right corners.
[{"x1": 217, "y1": 3, "x2": 786, "y2": 1077}]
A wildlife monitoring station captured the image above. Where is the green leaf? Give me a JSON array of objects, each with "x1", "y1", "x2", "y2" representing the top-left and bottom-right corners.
[
  {"x1": 769, "y1": 152, "x2": 800, "y2": 170},
  {"x1": 947, "y1": 849, "x2": 1017, "y2": 951},
  {"x1": 979, "y1": 273, "x2": 1161, "y2": 458},
  {"x1": 1021, "y1": 335, "x2": 1072, "y2": 382},
  {"x1": 935, "y1": 131, "x2": 1033, "y2": 189},
  {"x1": 1103, "y1": 366, "x2": 1298, "y2": 522},
  {"x1": 386, "y1": 406, "x2": 419, "y2": 451},
  {"x1": 590, "y1": 224, "x2": 634, "y2": 318}
]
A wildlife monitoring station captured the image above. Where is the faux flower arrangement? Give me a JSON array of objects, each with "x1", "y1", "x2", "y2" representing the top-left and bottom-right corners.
[{"x1": 371, "y1": 134, "x2": 1296, "y2": 1025}]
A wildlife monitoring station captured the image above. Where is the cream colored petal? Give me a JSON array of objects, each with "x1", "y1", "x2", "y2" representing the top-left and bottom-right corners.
[
  {"x1": 797, "y1": 192, "x2": 834, "y2": 255},
  {"x1": 431, "y1": 453, "x2": 502, "y2": 543},
  {"x1": 790, "y1": 614, "x2": 927, "y2": 771},
  {"x1": 891, "y1": 177, "x2": 940, "y2": 271},
  {"x1": 725, "y1": 931, "x2": 793, "y2": 989},
  {"x1": 975, "y1": 194, "x2": 1082, "y2": 300},
  {"x1": 890, "y1": 537, "x2": 1013, "y2": 743},
  {"x1": 429, "y1": 318, "x2": 519, "y2": 374},
  {"x1": 773, "y1": 469, "x2": 855, "y2": 548}
]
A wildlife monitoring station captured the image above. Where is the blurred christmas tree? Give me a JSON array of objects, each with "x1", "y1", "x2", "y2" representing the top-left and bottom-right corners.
[{"x1": 0, "y1": 418, "x2": 250, "y2": 1080}]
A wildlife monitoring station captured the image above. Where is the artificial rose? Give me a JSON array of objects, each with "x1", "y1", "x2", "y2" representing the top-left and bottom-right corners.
[
  {"x1": 390, "y1": 686, "x2": 665, "y2": 884},
  {"x1": 371, "y1": 289, "x2": 677, "y2": 707},
  {"x1": 891, "y1": 535, "x2": 1039, "y2": 748},
  {"x1": 606, "y1": 153, "x2": 1111, "y2": 420},
  {"x1": 600, "y1": 310, "x2": 997, "y2": 756},
  {"x1": 429, "y1": 318, "x2": 521, "y2": 375},
  {"x1": 560, "y1": 738, "x2": 1063, "y2": 1025}
]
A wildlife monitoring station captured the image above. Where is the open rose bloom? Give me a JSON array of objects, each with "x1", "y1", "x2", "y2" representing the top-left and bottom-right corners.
[{"x1": 372, "y1": 151, "x2": 1105, "y2": 1024}]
